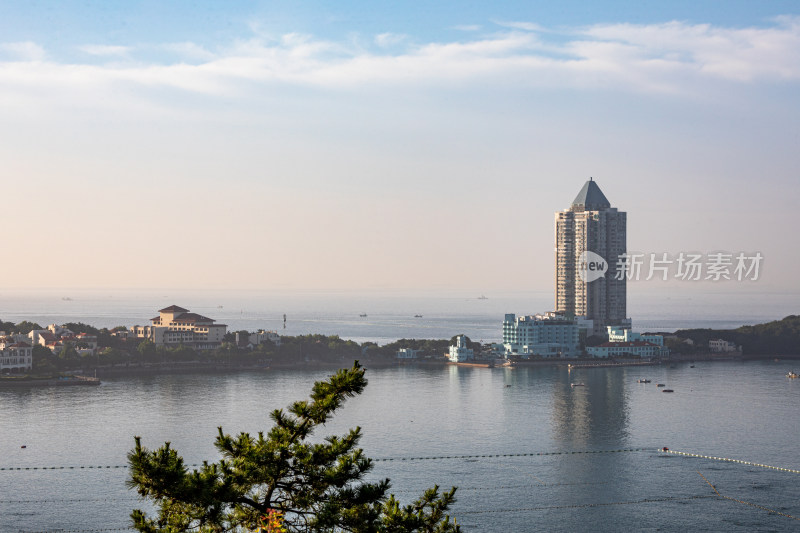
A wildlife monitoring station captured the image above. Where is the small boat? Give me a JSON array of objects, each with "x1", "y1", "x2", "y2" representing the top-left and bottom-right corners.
[
  {"x1": 477, "y1": 295, "x2": 488, "y2": 300},
  {"x1": 570, "y1": 382, "x2": 585, "y2": 387},
  {"x1": 690, "y1": 365, "x2": 695, "y2": 368},
  {"x1": 662, "y1": 389, "x2": 674, "y2": 393},
  {"x1": 787, "y1": 372, "x2": 799, "y2": 379},
  {"x1": 414, "y1": 314, "x2": 423, "y2": 318},
  {"x1": 359, "y1": 313, "x2": 367, "y2": 318},
  {"x1": 657, "y1": 383, "x2": 665, "y2": 387},
  {"x1": 637, "y1": 379, "x2": 651, "y2": 383}
]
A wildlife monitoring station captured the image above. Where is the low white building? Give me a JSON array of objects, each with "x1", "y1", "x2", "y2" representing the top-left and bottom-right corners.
[
  {"x1": 709, "y1": 338, "x2": 740, "y2": 353},
  {"x1": 448, "y1": 335, "x2": 474, "y2": 362},
  {"x1": 607, "y1": 326, "x2": 664, "y2": 347},
  {"x1": 396, "y1": 348, "x2": 421, "y2": 360},
  {"x1": 587, "y1": 326, "x2": 668, "y2": 358},
  {"x1": 248, "y1": 330, "x2": 282, "y2": 347}
]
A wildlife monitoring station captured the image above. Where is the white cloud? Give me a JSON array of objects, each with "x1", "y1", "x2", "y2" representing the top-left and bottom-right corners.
[
  {"x1": 580, "y1": 18, "x2": 800, "y2": 83},
  {"x1": 494, "y1": 21, "x2": 546, "y2": 32},
  {"x1": 374, "y1": 33, "x2": 407, "y2": 48},
  {"x1": 78, "y1": 44, "x2": 132, "y2": 57},
  {"x1": 160, "y1": 42, "x2": 217, "y2": 61},
  {"x1": 0, "y1": 17, "x2": 799, "y2": 111},
  {"x1": 0, "y1": 41, "x2": 46, "y2": 61}
]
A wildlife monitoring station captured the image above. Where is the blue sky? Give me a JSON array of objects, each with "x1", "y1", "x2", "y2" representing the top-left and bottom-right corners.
[{"x1": 1, "y1": 1, "x2": 798, "y2": 292}]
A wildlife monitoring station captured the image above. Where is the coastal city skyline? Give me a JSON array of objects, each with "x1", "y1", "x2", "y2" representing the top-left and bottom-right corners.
[{"x1": 1, "y1": 1, "x2": 799, "y2": 293}]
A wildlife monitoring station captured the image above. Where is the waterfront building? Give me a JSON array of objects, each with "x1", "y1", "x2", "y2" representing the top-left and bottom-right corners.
[
  {"x1": 607, "y1": 326, "x2": 664, "y2": 347},
  {"x1": 709, "y1": 338, "x2": 740, "y2": 353},
  {"x1": 586, "y1": 326, "x2": 668, "y2": 358},
  {"x1": 448, "y1": 335, "x2": 474, "y2": 362},
  {"x1": 235, "y1": 329, "x2": 282, "y2": 348},
  {"x1": 130, "y1": 305, "x2": 227, "y2": 349},
  {"x1": 555, "y1": 179, "x2": 628, "y2": 336},
  {"x1": 396, "y1": 348, "x2": 421, "y2": 360},
  {"x1": 502, "y1": 312, "x2": 583, "y2": 358},
  {"x1": 0, "y1": 341, "x2": 33, "y2": 372}
]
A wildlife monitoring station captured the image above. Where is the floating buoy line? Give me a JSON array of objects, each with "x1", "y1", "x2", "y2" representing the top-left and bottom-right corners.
[{"x1": 660, "y1": 449, "x2": 800, "y2": 474}]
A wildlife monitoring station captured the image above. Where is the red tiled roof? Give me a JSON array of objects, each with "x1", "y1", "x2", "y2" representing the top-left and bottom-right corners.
[
  {"x1": 159, "y1": 305, "x2": 189, "y2": 313},
  {"x1": 8, "y1": 342, "x2": 31, "y2": 348},
  {"x1": 172, "y1": 312, "x2": 214, "y2": 323}
]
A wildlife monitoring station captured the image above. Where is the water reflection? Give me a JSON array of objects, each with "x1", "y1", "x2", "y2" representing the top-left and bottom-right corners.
[{"x1": 551, "y1": 367, "x2": 630, "y2": 449}]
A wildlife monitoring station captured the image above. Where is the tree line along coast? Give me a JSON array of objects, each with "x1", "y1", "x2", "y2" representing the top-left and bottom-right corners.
[{"x1": 1, "y1": 315, "x2": 799, "y2": 378}]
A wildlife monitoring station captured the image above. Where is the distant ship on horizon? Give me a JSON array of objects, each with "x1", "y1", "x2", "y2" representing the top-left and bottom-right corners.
[{"x1": 477, "y1": 295, "x2": 488, "y2": 300}]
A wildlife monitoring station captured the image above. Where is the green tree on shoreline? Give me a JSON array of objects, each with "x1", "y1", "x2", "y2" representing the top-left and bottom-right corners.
[{"x1": 127, "y1": 362, "x2": 460, "y2": 532}]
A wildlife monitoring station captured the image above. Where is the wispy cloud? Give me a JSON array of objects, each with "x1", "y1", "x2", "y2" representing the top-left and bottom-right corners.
[
  {"x1": 0, "y1": 17, "x2": 798, "y2": 110},
  {"x1": 495, "y1": 21, "x2": 547, "y2": 32},
  {"x1": 161, "y1": 42, "x2": 217, "y2": 61},
  {"x1": 374, "y1": 32, "x2": 407, "y2": 48},
  {"x1": 452, "y1": 24, "x2": 481, "y2": 32},
  {"x1": 78, "y1": 44, "x2": 132, "y2": 57}
]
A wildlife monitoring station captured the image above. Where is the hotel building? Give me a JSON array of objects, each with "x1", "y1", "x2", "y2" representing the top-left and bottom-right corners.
[
  {"x1": 555, "y1": 179, "x2": 628, "y2": 336},
  {"x1": 130, "y1": 305, "x2": 227, "y2": 349}
]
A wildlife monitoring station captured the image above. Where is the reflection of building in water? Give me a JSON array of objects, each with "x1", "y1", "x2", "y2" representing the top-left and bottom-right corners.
[{"x1": 550, "y1": 368, "x2": 629, "y2": 449}]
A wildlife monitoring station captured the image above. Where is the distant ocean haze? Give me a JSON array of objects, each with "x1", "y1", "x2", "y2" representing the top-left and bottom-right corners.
[{"x1": 0, "y1": 287, "x2": 795, "y2": 344}]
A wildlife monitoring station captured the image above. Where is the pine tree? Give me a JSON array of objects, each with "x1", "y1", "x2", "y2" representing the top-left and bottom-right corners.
[{"x1": 127, "y1": 362, "x2": 460, "y2": 532}]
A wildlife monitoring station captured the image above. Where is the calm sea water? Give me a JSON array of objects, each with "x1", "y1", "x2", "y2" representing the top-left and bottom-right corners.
[
  {"x1": 1, "y1": 291, "x2": 798, "y2": 531},
  {"x1": 2, "y1": 362, "x2": 799, "y2": 532}
]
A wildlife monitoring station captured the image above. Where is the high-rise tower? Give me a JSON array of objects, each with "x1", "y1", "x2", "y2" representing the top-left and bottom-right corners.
[{"x1": 555, "y1": 178, "x2": 627, "y2": 336}]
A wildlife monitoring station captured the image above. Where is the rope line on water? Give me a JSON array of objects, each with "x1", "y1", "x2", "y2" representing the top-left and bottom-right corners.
[
  {"x1": 697, "y1": 471, "x2": 800, "y2": 522},
  {"x1": 664, "y1": 449, "x2": 800, "y2": 474},
  {"x1": 373, "y1": 448, "x2": 648, "y2": 461},
  {"x1": 0, "y1": 447, "x2": 650, "y2": 471},
  {"x1": 458, "y1": 494, "x2": 719, "y2": 514}
]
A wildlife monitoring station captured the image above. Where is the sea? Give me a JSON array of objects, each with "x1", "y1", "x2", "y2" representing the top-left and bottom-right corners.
[{"x1": 1, "y1": 289, "x2": 799, "y2": 532}]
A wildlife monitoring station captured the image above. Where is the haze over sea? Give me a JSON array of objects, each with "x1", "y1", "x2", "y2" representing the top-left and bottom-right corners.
[{"x1": 0, "y1": 287, "x2": 797, "y2": 344}]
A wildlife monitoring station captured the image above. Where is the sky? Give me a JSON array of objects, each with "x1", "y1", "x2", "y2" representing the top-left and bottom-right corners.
[{"x1": 1, "y1": 1, "x2": 799, "y2": 294}]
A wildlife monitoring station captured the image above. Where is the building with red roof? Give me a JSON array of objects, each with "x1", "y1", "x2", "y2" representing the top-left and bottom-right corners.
[{"x1": 130, "y1": 305, "x2": 227, "y2": 350}]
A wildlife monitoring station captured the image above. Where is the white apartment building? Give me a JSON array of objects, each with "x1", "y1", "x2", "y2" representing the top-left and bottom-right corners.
[
  {"x1": 0, "y1": 341, "x2": 33, "y2": 372},
  {"x1": 502, "y1": 313, "x2": 583, "y2": 358}
]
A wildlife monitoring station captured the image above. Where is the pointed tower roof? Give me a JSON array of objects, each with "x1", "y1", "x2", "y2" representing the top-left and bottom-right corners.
[{"x1": 572, "y1": 178, "x2": 610, "y2": 209}]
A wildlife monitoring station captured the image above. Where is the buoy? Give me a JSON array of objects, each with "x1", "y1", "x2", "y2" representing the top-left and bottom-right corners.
[{"x1": 662, "y1": 447, "x2": 669, "y2": 452}]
